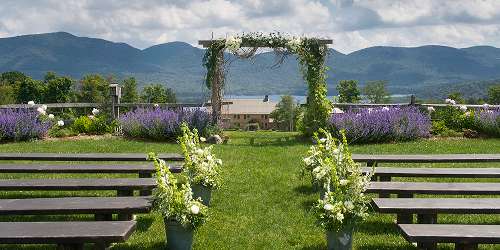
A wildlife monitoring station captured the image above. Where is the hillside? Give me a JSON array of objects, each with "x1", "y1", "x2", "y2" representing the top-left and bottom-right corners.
[{"x1": 1, "y1": 32, "x2": 499, "y2": 100}]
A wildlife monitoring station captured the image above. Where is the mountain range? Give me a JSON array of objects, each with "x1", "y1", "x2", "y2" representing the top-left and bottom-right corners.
[{"x1": 1, "y1": 32, "x2": 499, "y2": 101}]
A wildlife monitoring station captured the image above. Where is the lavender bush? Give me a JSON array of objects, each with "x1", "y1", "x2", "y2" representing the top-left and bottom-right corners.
[
  {"x1": 329, "y1": 107, "x2": 431, "y2": 143},
  {"x1": 119, "y1": 108, "x2": 212, "y2": 141},
  {"x1": 0, "y1": 109, "x2": 52, "y2": 142},
  {"x1": 474, "y1": 108, "x2": 499, "y2": 137}
]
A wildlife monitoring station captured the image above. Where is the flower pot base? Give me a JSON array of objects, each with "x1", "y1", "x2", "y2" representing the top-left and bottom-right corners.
[
  {"x1": 327, "y1": 228, "x2": 353, "y2": 250},
  {"x1": 165, "y1": 219, "x2": 194, "y2": 250}
]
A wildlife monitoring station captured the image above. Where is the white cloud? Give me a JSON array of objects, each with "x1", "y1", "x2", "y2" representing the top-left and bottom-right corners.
[{"x1": 0, "y1": 0, "x2": 499, "y2": 53}]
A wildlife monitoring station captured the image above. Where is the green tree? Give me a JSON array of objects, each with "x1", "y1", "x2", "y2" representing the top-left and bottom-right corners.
[
  {"x1": 363, "y1": 80, "x2": 391, "y2": 103},
  {"x1": 270, "y1": 95, "x2": 300, "y2": 131},
  {"x1": 447, "y1": 92, "x2": 465, "y2": 104},
  {"x1": 140, "y1": 84, "x2": 176, "y2": 103},
  {"x1": 487, "y1": 84, "x2": 500, "y2": 104},
  {"x1": 0, "y1": 71, "x2": 27, "y2": 85},
  {"x1": 336, "y1": 80, "x2": 361, "y2": 103},
  {"x1": 16, "y1": 78, "x2": 46, "y2": 103},
  {"x1": 121, "y1": 77, "x2": 139, "y2": 103},
  {"x1": 78, "y1": 74, "x2": 109, "y2": 103},
  {"x1": 43, "y1": 72, "x2": 74, "y2": 103},
  {"x1": 0, "y1": 71, "x2": 27, "y2": 104},
  {"x1": 0, "y1": 84, "x2": 16, "y2": 105}
]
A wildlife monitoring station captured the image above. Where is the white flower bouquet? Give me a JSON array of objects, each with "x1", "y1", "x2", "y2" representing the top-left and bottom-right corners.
[
  {"x1": 305, "y1": 129, "x2": 373, "y2": 232},
  {"x1": 148, "y1": 153, "x2": 207, "y2": 229},
  {"x1": 179, "y1": 123, "x2": 222, "y2": 189}
]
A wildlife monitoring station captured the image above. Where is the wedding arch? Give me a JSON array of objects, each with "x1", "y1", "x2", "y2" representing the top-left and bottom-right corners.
[{"x1": 199, "y1": 33, "x2": 332, "y2": 135}]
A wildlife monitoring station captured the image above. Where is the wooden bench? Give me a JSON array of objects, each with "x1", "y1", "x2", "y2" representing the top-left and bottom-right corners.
[
  {"x1": 372, "y1": 198, "x2": 500, "y2": 224},
  {"x1": 0, "y1": 196, "x2": 152, "y2": 221},
  {"x1": 366, "y1": 181, "x2": 500, "y2": 198},
  {"x1": 0, "y1": 221, "x2": 136, "y2": 250},
  {"x1": 0, "y1": 178, "x2": 155, "y2": 196},
  {"x1": 363, "y1": 167, "x2": 500, "y2": 181},
  {"x1": 0, "y1": 163, "x2": 182, "y2": 175},
  {"x1": 353, "y1": 154, "x2": 500, "y2": 165},
  {"x1": 0, "y1": 152, "x2": 184, "y2": 162},
  {"x1": 398, "y1": 224, "x2": 500, "y2": 250}
]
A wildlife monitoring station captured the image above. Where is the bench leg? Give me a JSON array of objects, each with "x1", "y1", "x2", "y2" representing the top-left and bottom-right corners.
[
  {"x1": 397, "y1": 213, "x2": 413, "y2": 224},
  {"x1": 118, "y1": 213, "x2": 134, "y2": 221},
  {"x1": 94, "y1": 242, "x2": 112, "y2": 250},
  {"x1": 455, "y1": 243, "x2": 478, "y2": 250},
  {"x1": 417, "y1": 242, "x2": 437, "y2": 250},
  {"x1": 139, "y1": 172, "x2": 153, "y2": 196},
  {"x1": 378, "y1": 175, "x2": 391, "y2": 198},
  {"x1": 95, "y1": 213, "x2": 113, "y2": 221},
  {"x1": 57, "y1": 243, "x2": 84, "y2": 250},
  {"x1": 417, "y1": 214, "x2": 437, "y2": 224}
]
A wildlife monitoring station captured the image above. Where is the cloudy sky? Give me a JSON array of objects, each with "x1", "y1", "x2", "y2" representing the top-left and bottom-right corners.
[{"x1": 1, "y1": 0, "x2": 499, "y2": 53}]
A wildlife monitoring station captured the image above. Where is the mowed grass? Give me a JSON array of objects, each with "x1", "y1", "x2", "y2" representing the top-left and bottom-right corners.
[{"x1": 0, "y1": 132, "x2": 498, "y2": 249}]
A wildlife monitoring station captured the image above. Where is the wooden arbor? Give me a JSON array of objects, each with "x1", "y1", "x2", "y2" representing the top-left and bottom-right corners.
[{"x1": 199, "y1": 39, "x2": 333, "y2": 126}]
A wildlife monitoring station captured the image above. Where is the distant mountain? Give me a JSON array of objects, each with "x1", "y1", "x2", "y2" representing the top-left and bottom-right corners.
[{"x1": 1, "y1": 32, "x2": 499, "y2": 100}]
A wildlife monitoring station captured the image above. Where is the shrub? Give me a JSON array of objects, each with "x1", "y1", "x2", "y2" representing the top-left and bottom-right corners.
[
  {"x1": 119, "y1": 108, "x2": 212, "y2": 141},
  {"x1": 0, "y1": 109, "x2": 52, "y2": 142},
  {"x1": 474, "y1": 108, "x2": 500, "y2": 137},
  {"x1": 72, "y1": 116, "x2": 92, "y2": 134},
  {"x1": 329, "y1": 107, "x2": 431, "y2": 143}
]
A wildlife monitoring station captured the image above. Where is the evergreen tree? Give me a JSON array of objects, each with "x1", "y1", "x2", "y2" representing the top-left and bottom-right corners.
[
  {"x1": 121, "y1": 77, "x2": 139, "y2": 103},
  {"x1": 336, "y1": 80, "x2": 361, "y2": 103}
]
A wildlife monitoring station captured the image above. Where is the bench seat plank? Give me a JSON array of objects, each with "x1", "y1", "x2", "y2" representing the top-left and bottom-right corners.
[
  {"x1": 373, "y1": 198, "x2": 500, "y2": 214},
  {"x1": 353, "y1": 154, "x2": 500, "y2": 163},
  {"x1": 0, "y1": 178, "x2": 155, "y2": 191},
  {"x1": 0, "y1": 163, "x2": 181, "y2": 174},
  {"x1": 0, "y1": 153, "x2": 183, "y2": 161},
  {"x1": 0, "y1": 221, "x2": 136, "y2": 244},
  {"x1": 367, "y1": 182, "x2": 500, "y2": 195},
  {"x1": 398, "y1": 224, "x2": 500, "y2": 243},
  {"x1": 0, "y1": 196, "x2": 151, "y2": 215},
  {"x1": 363, "y1": 167, "x2": 500, "y2": 178}
]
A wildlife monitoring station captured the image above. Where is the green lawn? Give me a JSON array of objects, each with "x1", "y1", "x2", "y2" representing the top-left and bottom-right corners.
[{"x1": 0, "y1": 132, "x2": 499, "y2": 249}]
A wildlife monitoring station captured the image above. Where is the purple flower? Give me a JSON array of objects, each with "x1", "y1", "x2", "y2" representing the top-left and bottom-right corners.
[
  {"x1": 329, "y1": 106, "x2": 431, "y2": 143},
  {"x1": 0, "y1": 109, "x2": 52, "y2": 142},
  {"x1": 474, "y1": 108, "x2": 499, "y2": 137},
  {"x1": 119, "y1": 108, "x2": 212, "y2": 140}
]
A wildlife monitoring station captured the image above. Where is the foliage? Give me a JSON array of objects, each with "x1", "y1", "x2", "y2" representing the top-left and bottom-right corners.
[
  {"x1": 430, "y1": 120, "x2": 462, "y2": 137},
  {"x1": 0, "y1": 109, "x2": 52, "y2": 142},
  {"x1": 72, "y1": 115, "x2": 113, "y2": 135},
  {"x1": 202, "y1": 33, "x2": 331, "y2": 136},
  {"x1": 16, "y1": 78, "x2": 46, "y2": 104},
  {"x1": 121, "y1": 77, "x2": 139, "y2": 103},
  {"x1": 148, "y1": 153, "x2": 208, "y2": 229},
  {"x1": 140, "y1": 84, "x2": 176, "y2": 103},
  {"x1": 363, "y1": 80, "x2": 391, "y2": 104},
  {"x1": 330, "y1": 107, "x2": 431, "y2": 143},
  {"x1": 0, "y1": 84, "x2": 16, "y2": 105},
  {"x1": 178, "y1": 123, "x2": 222, "y2": 188},
  {"x1": 302, "y1": 130, "x2": 372, "y2": 232},
  {"x1": 447, "y1": 92, "x2": 465, "y2": 104},
  {"x1": 488, "y1": 84, "x2": 500, "y2": 104},
  {"x1": 77, "y1": 74, "x2": 109, "y2": 103},
  {"x1": 336, "y1": 80, "x2": 361, "y2": 103},
  {"x1": 43, "y1": 72, "x2": 74, "y2": 103},
  {"x1": 119, "y1": 108, "x2": 212, "y2": 141},
  {"x1": 270, "y1": 95, "x2": 300, "y2": 131},
  {"x1": 48, "y1": 127, "x2": 77, "y2": 138}
]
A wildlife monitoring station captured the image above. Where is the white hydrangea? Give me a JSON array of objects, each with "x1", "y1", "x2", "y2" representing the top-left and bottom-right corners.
[
  {"x1": 427, "y1": 106, "x2": 435, "y2": 112},
  {"x1": 324, "y1": 203, "x2": 334, "y2": 211},
  {"x1": 483, "y1": 103, "x2": 489, "y2": 109},
  {"x1": 339, "y1": 179, "x2": 349, "y2": 186},
  {"x1": 28, "y1": 101, "x2": 35, "y2": 106},
  {"x1": 36, "y1": 107, "x2": 46, "y2": 115},
  {"x1": 225, "y1": 36, "x2": 242, "y2": 53},
  {"x1": 48, "y1": 114, "x2": 55, "y2": 119},
  {"x1": 57, "y1": 120, "x2": 65, "y2": 127},
  {"x1": 336, "y1": 212, "x2": 344, "y2": 222},
  {"x1": 200, "y1": 137, "x2": 206, "y2": 142},
  {"x1": 92, "y1": 108, "x2": 100, "y2": 115},
  {"x1": 190, "y1": 204, "x2": 200, "y2": 215},
  {"x1": 459, "y1": 105, "x2": 467, "y2": 112}
]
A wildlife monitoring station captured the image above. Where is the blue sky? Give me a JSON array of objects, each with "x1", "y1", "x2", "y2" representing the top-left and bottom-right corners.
[{"x1": 1, "y1": 0, "x2": 499, "y2": 53}]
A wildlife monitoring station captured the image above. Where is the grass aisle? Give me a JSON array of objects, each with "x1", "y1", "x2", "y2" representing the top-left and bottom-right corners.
[{"x1": 0, "y1": 132, "x2": 498, "y2": 249}]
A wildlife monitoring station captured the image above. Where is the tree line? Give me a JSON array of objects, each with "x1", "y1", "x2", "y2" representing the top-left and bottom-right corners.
[{"x1": 0, "y1": 71, "x2": 176, "y2": 105}]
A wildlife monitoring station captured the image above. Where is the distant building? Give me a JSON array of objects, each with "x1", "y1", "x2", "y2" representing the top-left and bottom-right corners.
[{"x1": 220, "y1": 97, "x2": 277, "y2": 130}]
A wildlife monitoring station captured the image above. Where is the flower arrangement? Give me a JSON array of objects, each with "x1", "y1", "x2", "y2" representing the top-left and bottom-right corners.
[
  {"x1": 330, "y1": 106, "x2": 431, "y2": 143},
  {"x1": 305, "y1": 130, "x2": 373, "y2": 234},
  {"x1": 178, "y1": 123, "x2": 222, "y2": 189},
  {"x1": 148, "y1": 153, "x2": 208, "y2": 229}
]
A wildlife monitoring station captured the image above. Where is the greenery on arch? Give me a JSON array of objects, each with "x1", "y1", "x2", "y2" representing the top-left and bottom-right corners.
[{"x1": 202, "y1": 32, "x2": 332, "y2": 136}]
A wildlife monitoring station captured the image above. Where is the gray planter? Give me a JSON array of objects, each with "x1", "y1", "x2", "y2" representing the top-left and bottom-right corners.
[
  {"x1": 326, "y1": 227, "x2": 354, "y2": 250},
  {"x1": 192, "y1": 184, "x2": 211, "y2": 206},
  {"x1": 165, "y1": 219, "x2": 194, "y2": 250}
]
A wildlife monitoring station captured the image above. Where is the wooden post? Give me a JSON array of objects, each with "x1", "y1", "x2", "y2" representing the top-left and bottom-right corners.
[
  {"x1": 109, "y1": 84, "x2": 121, "y2": 119},
  {"x1": 211, "y1": 50, "x2": 224, "y2": 125},
  {"x1": 410, "y1": 95, "x2": 416, "y2": 106}
]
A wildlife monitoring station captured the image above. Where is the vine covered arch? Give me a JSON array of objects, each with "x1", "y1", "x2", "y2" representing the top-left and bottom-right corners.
[{"x1": 199, "y1": 33, "x2": 332, "y2": 136}]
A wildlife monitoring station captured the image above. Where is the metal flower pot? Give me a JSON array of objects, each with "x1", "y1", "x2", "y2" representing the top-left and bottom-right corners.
[
  {"x1": 326, "y1": 227, "x2": 354, "y2": 250},
  {"x1": 192, "y1": 184, "x2": 211, "y2": 206},
  {"x1": 165, "y1": 219, "x2": 194, "y2": 250}
]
